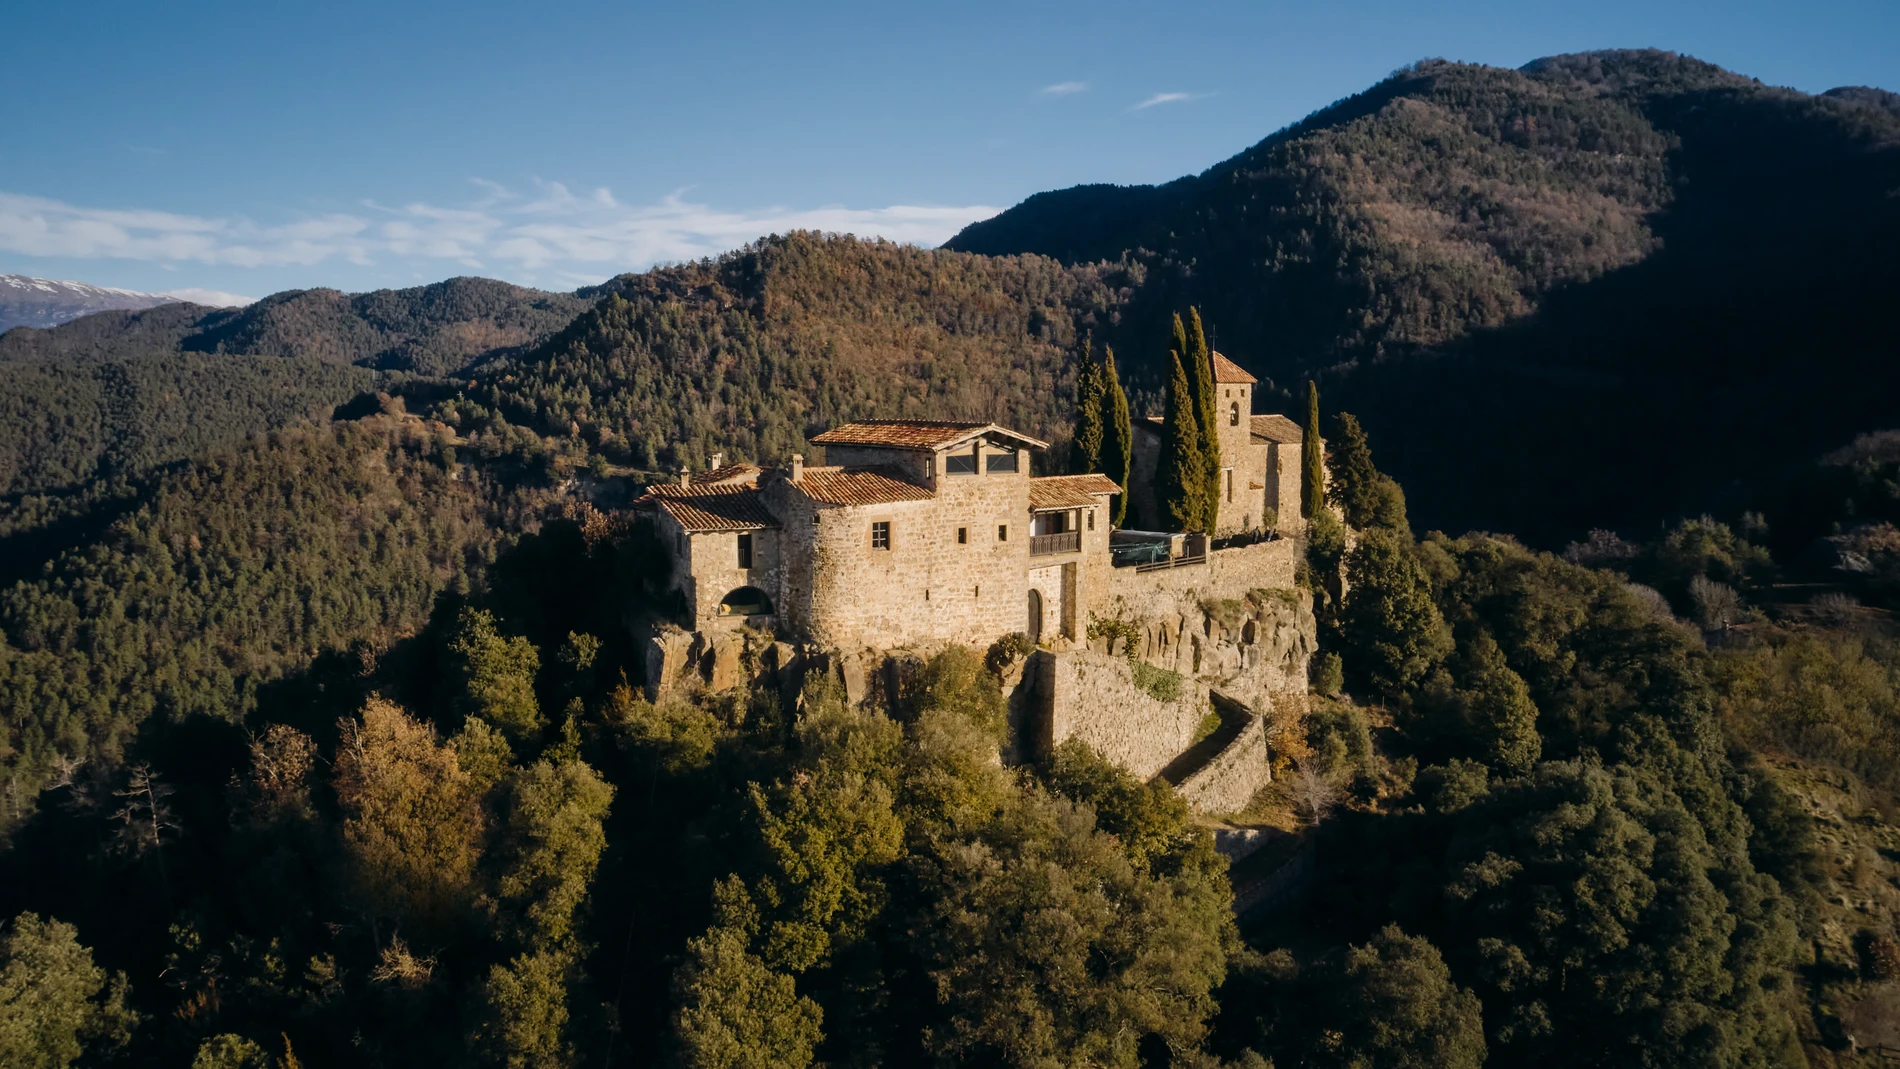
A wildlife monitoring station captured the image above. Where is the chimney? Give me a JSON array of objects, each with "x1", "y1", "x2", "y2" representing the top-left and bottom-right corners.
[
  {"x1": 710, "y1": 452, "x2": 724, "y2": 470},
  {"x1": 678, "y1": 463, "x2": 691, "y2": 487},
  {"x1": 790, "y1": 454, "x2": 805, "y2": 483}
]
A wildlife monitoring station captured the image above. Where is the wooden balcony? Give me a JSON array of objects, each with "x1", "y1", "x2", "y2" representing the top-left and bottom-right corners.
[{"x1": 1030, "y1": 530, "x2": 1081, "y2": 557}]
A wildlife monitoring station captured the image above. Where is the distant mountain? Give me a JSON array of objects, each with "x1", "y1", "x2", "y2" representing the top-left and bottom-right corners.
[
  {"x1": 0, "y1": 274, "x2": 181, "y2": 332},
  {"x1": 947, "y1": 49, "x2": 1900, "y2": 544},
  {"x1": 0, "y1": 276, "x2": 590, "y2": 504}
]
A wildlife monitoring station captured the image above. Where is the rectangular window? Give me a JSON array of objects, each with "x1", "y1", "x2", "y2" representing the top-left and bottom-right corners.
[
  {"x1": 998, "y1": 524, "x2": 1008, "y2": 542},
  {"x1": 944, "y1": 453, "x2": 978, "y2": 475},
  {"x1": 737, "y1": 532, "x2": 753, "y2": 568},
  {"x1": 1226, "y1": 470, "x2": 1234, "y2": 502},
  {"x1": 957, "y1": 527, "x2": 968, "y2": 544},
  {"x1": 985, "y1": 451, "x2": 1018, "y2": 473},
  {"x1": 1087, "y1": 510, "x2": 1095, "y2": 531},
  {"x1": 871, "y1": 521, "x2": 891, "y2": 550}
]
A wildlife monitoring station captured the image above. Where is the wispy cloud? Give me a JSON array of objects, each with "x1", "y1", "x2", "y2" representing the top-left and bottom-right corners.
[
  {"x1": 162, "y1": 287, "x2": 256, "y2": 307},
  {"x1": 1040, "y1": 81, "x2": 1089, "y2": 96},
  {"x1": 0, "y1": 184, "x2": 1003, "y2": 284},
  {"x1": 1132, "y1": 91, "x2": 1213, "y2": 110}
]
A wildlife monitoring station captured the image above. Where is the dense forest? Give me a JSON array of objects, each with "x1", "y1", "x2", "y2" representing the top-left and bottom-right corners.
[
  {"x1": 4, "y1": 44, "x2": 1900, "y2": 1069},
  {"x1": 0, "y1": 278, "x2": 588, "y2": 511},
  {"x1": 8, "y1": 377, "x2": 1900, "y2": 1066},
  {"x1": 950, "y1": 49, "x2": 1900, "y2": 543}
]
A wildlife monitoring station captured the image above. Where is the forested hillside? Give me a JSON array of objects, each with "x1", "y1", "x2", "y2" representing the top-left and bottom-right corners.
[
  {"x1": 0, "y1": 277, "x2": 588, "y2": 513},
  {"x1": 950, "y1": 49, "x2": 1900, "y2": 543},
  {"x1": 458, "y1": 234, "x2": 1138, "y2": 473}
]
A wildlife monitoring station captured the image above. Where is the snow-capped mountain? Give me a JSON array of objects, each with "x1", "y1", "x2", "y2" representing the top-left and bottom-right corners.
[{"x1": 0, "y1": 274, "x2": 185, "y2": 332}]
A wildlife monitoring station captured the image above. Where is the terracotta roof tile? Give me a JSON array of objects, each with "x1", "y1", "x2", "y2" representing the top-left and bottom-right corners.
[
  {"x1": 1250, "y1": 414, "x2": 1304, "y2": 444},
  {"x1": 689, "y1": 462, "x2": 763, "y2": 488},
  {"x1": 810, "y1": 419, "x2": 1049, "y2": 450},
  {"x1": 642, "y1": 487, "x2": 780, "y2": 533},
  {"x1": 794, "y1": 466, "x2": 936, "y2": 507},
  {"x1": 1212, "y1": 351, "x2": 1257, "y2": 384},
  {"x1": 1029, "y1": 473, "x2": 1122, "y2": 510}
]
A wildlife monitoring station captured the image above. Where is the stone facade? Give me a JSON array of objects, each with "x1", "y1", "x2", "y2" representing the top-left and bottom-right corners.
[
  {"x1": 638, "y1": 420, "x2": 1119, "y2": 651},
  {"x1": 1126, "y1": 351, "x2": 1311, "y2": 538}
]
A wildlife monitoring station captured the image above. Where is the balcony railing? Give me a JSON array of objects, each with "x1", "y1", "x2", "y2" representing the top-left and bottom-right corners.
[{"x1": 1029, "y1": 530, "x2": 1081, "y2": 557}]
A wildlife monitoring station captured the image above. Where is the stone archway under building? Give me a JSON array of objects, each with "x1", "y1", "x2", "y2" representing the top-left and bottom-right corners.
[{"x1": 718, "y1": 586, "x2": 775, "y2": 618}]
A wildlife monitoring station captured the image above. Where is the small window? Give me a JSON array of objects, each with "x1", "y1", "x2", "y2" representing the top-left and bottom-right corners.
[
  {"x1": 1230, "y1": 402, "x2": 1240, "y2": 426},
  {"x1": 998, "y1": 524, "x2": 1008, "y2": 542},
  {"x1": 737, "y1": 532, "x2": 753, "y2": 569},
  {"x1": 813, "y1": 512, "x2": 821, "y2": 525},
  {"x1": 1226, "y1": 470, "x2": 1234, "y2": 502},
  {"x1": 957, "y1": 527, "x2": 968, "y2": 544},
  {"x1": 871, "y1": 521, "x2": 891, "y2": 550},
  {"x1": 985, "y1": 451, "x2": 1018, "y2": 473},
  {"x1": 1087, "y1": 510, "x2": 1095, "y2": 531},
  {"x1": 944, "y1": 453, "x2": 978, "y2": 475}
]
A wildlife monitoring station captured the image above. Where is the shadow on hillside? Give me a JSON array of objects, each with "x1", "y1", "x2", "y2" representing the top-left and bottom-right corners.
[{"x1": 1335, "y1": 87, "x2": 1900, "y2": 547}]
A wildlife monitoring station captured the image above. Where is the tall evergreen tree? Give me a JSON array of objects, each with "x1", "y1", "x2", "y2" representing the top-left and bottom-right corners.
[
  {"x1": 1302, "y1": 379, "x2": 1326, "y2": 520},
  {"x1": 1185, "y1": 308, "x2": 1222, "y2": 532},
  {"x1": 1068, "y1": 336, "x2": 1105, "y2": 475},
  {"x1": 1158, "y1": 351, "x2": 1207, "y2": 533},
  {"x1": 1100, "y1": 347, "x2": 1133, "y2": 526}
]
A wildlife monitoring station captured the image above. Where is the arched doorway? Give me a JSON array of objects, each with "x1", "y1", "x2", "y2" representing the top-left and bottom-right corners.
[
  {"x1": 1026, "y1": 589, "x2": 1044, "y2": 643},
  {"x1": 719, "y1": 587, "x2": 775, "y2": 617}
]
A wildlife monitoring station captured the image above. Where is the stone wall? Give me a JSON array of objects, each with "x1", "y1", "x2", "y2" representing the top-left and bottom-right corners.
[
  {"x1": 1103, "y1": 538, "x2": 1299, "y2": 609},
  {"x1": 1171, "y1": 695, "x2": 1271, "y2": 814},
  {"x1": 1028, "y1": 649, "x2": 1211, "y2": 781},
  {"x1": 765, "y1": 466, "x2": 1033, "y2": 650}
]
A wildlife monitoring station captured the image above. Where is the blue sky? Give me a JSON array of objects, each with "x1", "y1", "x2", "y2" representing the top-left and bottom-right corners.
[{"x1": 3, "y1": 0, "x2": 1894, "y2": 303}]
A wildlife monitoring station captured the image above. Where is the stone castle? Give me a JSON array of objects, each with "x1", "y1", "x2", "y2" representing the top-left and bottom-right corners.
[
  {"x1": 636, "y1": 351, "x2": 1309, "y2": 651},
  {"x1": 633, "y1": 352, "x2": 1321, "y2": 815}
]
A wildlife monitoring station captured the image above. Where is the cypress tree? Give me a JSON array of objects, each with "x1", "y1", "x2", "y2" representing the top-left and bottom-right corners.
[
  {"x1": 1185, "y1": 308, "x2": 1222, "y2": 532},
  {"x1": 1159, "y1": 351, "x2": 1207, "y2": 533},
  {"x1": 1302, "y1": 379, "x2": 1326, "y2": 520},
  {"x1": 1101, "y1": 347, "x2": 1133, "y2": 526},
  {"x1": 1069, "y1": 337, "x2": 1105, "y2": 475}
]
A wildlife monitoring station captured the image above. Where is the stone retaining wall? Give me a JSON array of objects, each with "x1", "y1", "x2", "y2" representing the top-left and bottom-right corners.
[
  {"x1": 1028, "y1": 649, "x2": 1210, "y2": 781},
  {"x1": 1171, "y1": 694, "x2": 1272, "y2": 814},
  {"x1": 1103, "y1": 538, "x2": 1298, "y2": 608}
]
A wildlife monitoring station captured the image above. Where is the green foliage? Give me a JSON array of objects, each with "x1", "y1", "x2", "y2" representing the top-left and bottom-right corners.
[
  {"x1": 476, "y1": 234, "x2": 1129, "y2": 472},
  {"x1": 1311, "y1": 651, "x2": 1344, "y2": 696},
  {"x1": 0, "y1": 420, "x2": 506, "y2": 838},
  {"x1": 1158, "y1": 351, "x2": 1208, "y2": 533},
  {"x1": 901, "y1": 646, "x2": 1008, "y2": 742},
  {"x1": 192, "y1": 1034, "x2": 273, "y2": 1069},
  {"x1": 671, "y1": 922, "x2": 823, "y2": 1069},
  {"x1": 477, "y1": 949, "x2": 575, "y2": 1069},
  {"x1": 494, "y1": 759, "x2": 614, "y2": 947},
  {"x1": 1185, "y1": 308, "x2": 1222, "y2": 532},
  {"x1": 334, "y1": 699, "x2": 485, "y2": 936},
  {"x1": 1302, "y1": 381, "x2": 1325, "y2": 520},
  {"x1": 446, "y1": 608, "x2": 544, "y2": 743},
  {"x1": 1069, "y1": 336, "x2": 1105, "y2": 475},
  {"x1": 1326, "y1": 412, "x2": 1408, "y2": 532},
  {"x1": 747, "y1": 706, "x2": 905, "y2": 973},
  {"x1": 0, "y1": 913, "x2": 136, "y2": 1069},
  {"x1": 904, "y1": 785, "x2": 1231, "y2": 1067},
  {"x1": 1100, "y1": 348, "x2": 1133, "y2": 525},
  {"x1": 1039, "y1": 739, "x2": 1203, "y2": 875},
  {"x1": 1245, "y1": 927, "x2": 1485, "y2": 1069},
  {"x1": 1715, "y1": 629, "x2": 1900, "y2": 794},
  {"x1": 1132, "y1": 660, "x2": 1184, "y2": 702},
  {"x1": 1412, "y1": 628, "x2": 1542, "y2": 773},
  {"x1": 1339, "y1": 529, "x2": 1451, "y2": 696}
]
